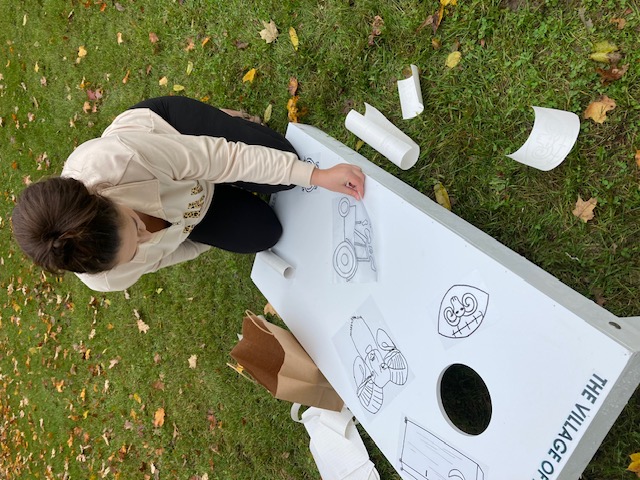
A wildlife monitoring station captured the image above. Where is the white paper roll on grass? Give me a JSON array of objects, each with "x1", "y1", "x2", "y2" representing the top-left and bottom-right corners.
[
  {"x1": 397, "y1": 64, "x2": 424, "y2": 120},
  {"x1": 345, "y1": 103, "x2": 420, "y2": 170},
  {"x1": 506, "y1": 106, "x2": 580, "y2": 171},
  {"x1": 257, "y1": 250, "x2": 295, "y2": 279}
]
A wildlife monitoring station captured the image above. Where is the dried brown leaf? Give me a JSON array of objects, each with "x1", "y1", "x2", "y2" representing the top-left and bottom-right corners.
[
  {"x1": 572, "y1": 196, "x2": 597, "y2": 223},
  {"x1": 584, "y1": 95, "x2": 616, "y2": 124}
]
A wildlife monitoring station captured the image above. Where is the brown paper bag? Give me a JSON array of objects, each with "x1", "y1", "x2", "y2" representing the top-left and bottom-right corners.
[{"x1": 230, "y1": 311, "x2": 344, "y2": 412}]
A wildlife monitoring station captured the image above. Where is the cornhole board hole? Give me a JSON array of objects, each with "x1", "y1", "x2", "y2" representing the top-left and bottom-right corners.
[{"x1": 251, "y1": 123, "x2": 640, "y2": 480}]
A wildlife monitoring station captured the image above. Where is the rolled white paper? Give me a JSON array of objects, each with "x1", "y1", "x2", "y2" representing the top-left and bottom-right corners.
[
  {"x1": 397, "y1": 64, "x2": 424, "y2": 119},
  {"x1": 506, "y1": 106, "x2": 580, "y2": 171},
  {"x1": 256, "y1": 250, "x2": 295, "y2": 279},
  {"x1": 345, "y1": 103, "x2": 420, "y2": 170}
]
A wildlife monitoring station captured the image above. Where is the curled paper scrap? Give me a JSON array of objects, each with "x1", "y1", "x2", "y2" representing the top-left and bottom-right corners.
[
  {"x1": 256, "y1": 250, "x2": 295, "y2": 279},
  {"x1": 507, "y1": 106, "x2": 580, "y2": 171},
  {"x1": 345, "y1": 103, "x2": 420, "y2": 170},
  {"x1": 397, "y1": 65, "x2": 424, "y2": 119}
]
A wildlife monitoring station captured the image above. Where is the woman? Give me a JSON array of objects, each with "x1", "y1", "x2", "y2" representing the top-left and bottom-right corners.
[{"x1": 12, "y1": 96, "x2": 365, "y2": 292}]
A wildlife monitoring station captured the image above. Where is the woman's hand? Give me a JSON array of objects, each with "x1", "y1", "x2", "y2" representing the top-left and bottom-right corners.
[{"x1": 310, "y1": 164, "x2": 365, "y2": 200}]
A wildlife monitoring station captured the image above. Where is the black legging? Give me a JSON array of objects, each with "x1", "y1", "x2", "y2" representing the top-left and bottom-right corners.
[{"x1": 130, "y1": 96, "x2": 297, "y2": 253}]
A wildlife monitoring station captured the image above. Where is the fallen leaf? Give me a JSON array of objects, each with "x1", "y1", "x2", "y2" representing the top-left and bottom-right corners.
[
  {"x1": 184, "y1": 38, "x2": 195, "y2": 51},
  {"x1": 578, "y1": 8, "x2": 593, "y2": 30},
  {"x1": 610, "y1": 17, "x2": 626, "y2": 29},
  {"x1": 589, "y1": 41, "x2": 619, "y2": 63},
  {"x1": 416, "y1": 15, "x2": 434, "y2": 33},
  {"x1": 186, "y1": 61, "x2": 194, "y2": 75},
  {"x1": 590, "y1": 51, "x2": 621, "y2": 63},
  {"x1": 153, "y1": 408, "x2": 165, "y2": 428},
  {"x1": 627, "y1": 453, "x2": 640, "y2": 476},
  {"x1": 264, "y1": 303, "x2": 279, "y2": 317},
  {"x1": 368, "y1": 15, "x2": 384, "y2": 45},
  {"x1": 259, "y1": 20, "x2": 279, "y2": 43},
  {"x1": 287, "y1": 77, "x2": 298, "y2": 96},
  {"x1": 263, "y1": 104, "x2": 272, "y2": 123},
  {"x1": 173, "y1": 84, "x2": 185, "y2": 92},
  {"x1": 158, "y1": 76, "x2": 168, "y2": 86},
  {"x1": 572, "y1": 196, "x2": 597, "y2": 223},
  {"x1": 122, "y1": 69, "x2": 130, "y2": 84},
  {"x1": 287, "y1": 96, "x2": 300, "y2": 122},
  {"x1": 446, "y1": 51, "x2": 462, "y2": 68},
  {"x1": 234, "y1": 39, "x2": 249, "y2": 50},
  {"x1": 149, "y1": 32, "x2": 159, "y2": 44},
  {"x1": 592, "y1": 40, "x2": 618, "y2": 54},
  {"x1": 135, "y1": 310, "x2": 150, "y2": 334},
  {"x1": 117, "y1": 32, "x2": 124, "y2": 44},
  {"x1": 188, "y1": 355, "x2": 197, "y2": 369},
  {"x1": 434, "y1": 182, "x2": 451, "y2": 210},
  {"x1": 289, "y1": 27, "x2": 299, "y2": 50},
  {"x1": 584, "y1": 95, "x2": 616, "y2": 124},
  {"x1": 635, "y1": 150, "x2": 640, "y2": 168},
  {"x1": 242, "y1": 68, "x2": 257, "y2": 83},
  {"x1": 595, "y1": 64, "x2": 629, "y2": 85},
  {"x1": 77, "y1": 45, "x2": 87, "y2": 63}
]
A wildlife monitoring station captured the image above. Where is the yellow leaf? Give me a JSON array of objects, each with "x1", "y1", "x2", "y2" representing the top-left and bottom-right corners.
[
  {"x1": 572, "y1": 196, "x2": 597, "y2": 223},
  {"x1": 355, "y1": 139, "x2": 365, "y2": 151},
  {"x1": 173, "y1": 84, "x2": 185, "y2": 92},
  {"x1": 186, "y1": 61, "x2": 194, "y2": 75},
  {"x1": 117, "y1": 32, "x2": 124, "y2": 45},
  {"x1": 592, "y1": 40, "x2": 618, "y2": 54},
  {"x1": 133, "y1": 393, "x2": 142, "y2": 403},
  {"x1": 153, "y1": 408, "x2": 165, "y2": 428},
  {"x1": 159, "y1": 76, "x2": 168, "y2": 86},
  {"x1": 259, "y1": 20, "x2": 279, "y2": 43},
  {"x1": 263, "y1": 104, "x2": 272, "y2": 123},
  {"x1": 434, "y1": 182, "x2": 451, "y2": 210},
  {"x1": 242, "y1": 68, "x2": 257, "y2": 83},
  {"x1": 77, "y1": 46, "x2": 87, "y2": 63},
  {"x1": 589, "y1": 41, "x2": 619, "y2": 63},
  {"x1": 589, "y1": 52, "x2": 608, "y2": 63},
  {"x1": 289, "y1": 27, "x2": 299, "y2": 50},
  {"x1": 584, "y1": 95, "x2": 616, "y2": 124},
  {"x1": 446, "y1": 51, "x2": 461, "y2": 68},
  {"x1": 287, "y1": 96, "x2": 299, "y2": 123},
  {"x1": 441, "y1": 0, "x2": 457, "y2": 5}
]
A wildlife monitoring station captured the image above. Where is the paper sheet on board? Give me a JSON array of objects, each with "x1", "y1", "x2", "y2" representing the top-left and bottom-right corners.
[
  {"x1": 331, "y1": 196, "x2": 377, "y2": 283},
  {"x1": 397, "y1": 65, "x2": 424, "y2": 119},
  {"x1": 332, "y1": 297, "x2": 412, "y2": 419},
  {"x1": 345, "y1": 103, "x2": 420, "y2": 170},
  {"x1": 506, "y1": 106, "x2": 580, "y2": 171}
]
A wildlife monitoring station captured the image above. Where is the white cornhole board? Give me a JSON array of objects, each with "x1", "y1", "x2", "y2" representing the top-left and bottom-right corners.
[{"x1": 251, "y1": 123, "x2": 640, "y2": 480}]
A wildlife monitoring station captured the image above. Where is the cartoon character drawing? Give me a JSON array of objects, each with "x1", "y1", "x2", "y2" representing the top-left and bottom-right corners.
[
  {"x1": 438, "y1": 285, "x2": 489, "y2": 339},
  {"x1": 334, "y1": 197, "x2": 376, "y2": 281},
  {"x1": 350, "y1": 316, "x2": 408, "y2": 413}
]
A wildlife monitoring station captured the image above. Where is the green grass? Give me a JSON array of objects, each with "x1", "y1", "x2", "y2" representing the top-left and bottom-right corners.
[{"x1": 1, "y1": 0, "x2": 640, "y2": 478}]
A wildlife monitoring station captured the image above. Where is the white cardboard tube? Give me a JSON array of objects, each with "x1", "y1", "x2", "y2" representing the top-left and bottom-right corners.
[
  {"x1": 345, "y1": 103, "x2": 420, "y2": 170},
  {"x1": 257, "y1": 250, "x2": 295, "y2": 279}
]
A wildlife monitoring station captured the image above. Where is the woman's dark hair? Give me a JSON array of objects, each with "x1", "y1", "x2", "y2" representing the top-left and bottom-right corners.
[{"x1": 11, "y1": 177, "x2": 121, "y2": 274}]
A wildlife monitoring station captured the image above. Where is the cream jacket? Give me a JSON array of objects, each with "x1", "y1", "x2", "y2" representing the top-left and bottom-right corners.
[{"x1": 61, "y1": 108, "x2": 314, "y2": 292}]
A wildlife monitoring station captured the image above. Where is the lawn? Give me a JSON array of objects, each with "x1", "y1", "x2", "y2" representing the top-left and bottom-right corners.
[{"x1": 1, "y1": 0, "x2": 639, "y2": 478}]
